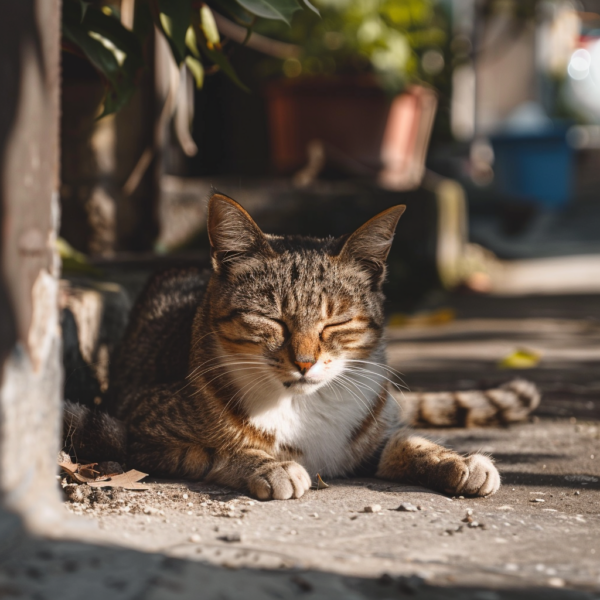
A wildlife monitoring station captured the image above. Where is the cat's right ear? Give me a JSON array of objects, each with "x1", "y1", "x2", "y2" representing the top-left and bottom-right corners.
[{"x1": 207, "y1": 193, "x2": 274, "y2": 272}]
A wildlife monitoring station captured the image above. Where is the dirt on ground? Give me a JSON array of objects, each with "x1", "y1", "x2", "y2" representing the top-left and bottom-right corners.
[{"x1": 58, "y1": 418, "x2": 600, "y2": 591}]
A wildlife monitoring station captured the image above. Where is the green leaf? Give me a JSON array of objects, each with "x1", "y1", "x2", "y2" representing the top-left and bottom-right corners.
[
  {"x1": 185, "y1": 55, "x2": 205, "y2": 88},
  {"x1": 191, "y1": 18, "x2": 250, "y2": 92},
  {"x1": 62, "y1": 0, "x2": 143, "y2": 116},
  {"x1": 234, "y1": 0, "x2": 301, "y2": 25},
  {"x1": 200, "y1": 39, "x2": 250, "y2": 92},
  {"x1": 157, "y1": 0, "x2": 192, "y2": 64},
  {"x1": 200, "y1": 5, "x2": 220, "y2": 48},
  {"x1": 185, "y1": 26, "x2": 201, "y2": 57},
  {"x1": 79, "y1": 1, "x2": 91, "y2": 22},
  {"x1": 211, "y1": 0, "x2": 254, "y2": 26},
  {"x1": 300, "y1": 0, "x2": 319, "y2": 16},
  {"x1": 79, "y1": 6, "x2": 144, "y2": 69}
]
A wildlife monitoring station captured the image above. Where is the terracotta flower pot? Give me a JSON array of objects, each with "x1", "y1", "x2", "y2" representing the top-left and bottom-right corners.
[{"x1": 265, "y1": 76, "x2": 437, "y2": 189}]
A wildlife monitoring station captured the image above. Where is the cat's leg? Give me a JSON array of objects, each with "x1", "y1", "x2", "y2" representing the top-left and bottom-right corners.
[
  {"x1": 127, "y1": 437, "x2": 212, "y2": 480},
  {"x1": 208, "y1": 449, "x2": 312, "y2": 501},
  {"x1": 376, "y1": 430, "x2": 500, "y2": 497}
]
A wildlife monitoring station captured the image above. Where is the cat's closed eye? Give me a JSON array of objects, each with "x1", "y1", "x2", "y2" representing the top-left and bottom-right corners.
[
  {"x1": 239, "y1": 313, "x2": 288, "y2": 344},
  {"x1": 320, "y1": 318, "x2": 359, "y2": 341}
]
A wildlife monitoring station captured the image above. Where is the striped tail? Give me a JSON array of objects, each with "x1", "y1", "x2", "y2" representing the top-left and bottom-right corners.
[
  {"x1": 63, "y1": 401, "x2": 127, "y2": 463},
  {"x1": 395, "y1": 379, "x2": 540, "y2": 428}
]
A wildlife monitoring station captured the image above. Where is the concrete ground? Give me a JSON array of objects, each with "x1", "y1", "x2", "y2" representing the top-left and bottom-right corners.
[{"x1": 1, "y1": 293, "x2": 599, "y2": 599}]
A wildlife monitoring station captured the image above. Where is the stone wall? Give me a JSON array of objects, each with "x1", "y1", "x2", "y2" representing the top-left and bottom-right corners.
[{"x1": 0, "y1": 0, "x2": 63, "y2": 530}]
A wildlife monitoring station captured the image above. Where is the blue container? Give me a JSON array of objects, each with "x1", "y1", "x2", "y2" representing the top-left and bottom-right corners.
[{"x1": 491, "y1": 127, "x2": 573, "y2": 209}]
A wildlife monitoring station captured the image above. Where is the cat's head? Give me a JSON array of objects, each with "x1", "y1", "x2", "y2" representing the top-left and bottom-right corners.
[{"x1": 206, "y1": 193, "x2": 405, "y2": 397}]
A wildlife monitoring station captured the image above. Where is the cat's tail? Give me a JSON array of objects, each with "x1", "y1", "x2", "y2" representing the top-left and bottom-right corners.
[
  {"x1": 62, "y1": 401, "x2": 127, "y2": 463},
  {"x1": 396, "y1": 379, "x2": 540, "y2": 427}
]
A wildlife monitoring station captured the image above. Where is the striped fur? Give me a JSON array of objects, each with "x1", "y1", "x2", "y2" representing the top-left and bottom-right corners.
[
  {"x1": 65, "y1": 194, "x2": 540, "y2": 500},
  {"x1": 397, "y1": 379, "x2": 540, "y2": 428}
]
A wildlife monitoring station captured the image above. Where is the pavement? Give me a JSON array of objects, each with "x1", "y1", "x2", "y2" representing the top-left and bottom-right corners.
[{"x1": 1, "y1": 292, "x2": 599, "y2": 599}]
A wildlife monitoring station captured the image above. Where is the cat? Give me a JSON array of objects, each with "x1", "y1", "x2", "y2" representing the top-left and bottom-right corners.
[{"x1": 64, "y1": 193, "x2": 540, "y2": 500}]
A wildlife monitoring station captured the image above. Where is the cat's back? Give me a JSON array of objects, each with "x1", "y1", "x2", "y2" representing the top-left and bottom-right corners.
[{"x1": 107, "y1": 267, "x2": 210, "y2": 415}]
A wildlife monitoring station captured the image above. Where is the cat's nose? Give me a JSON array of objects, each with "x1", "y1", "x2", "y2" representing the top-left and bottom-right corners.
[{"x1": 294, "y1": 360, "x2": 315, "y2": 375}]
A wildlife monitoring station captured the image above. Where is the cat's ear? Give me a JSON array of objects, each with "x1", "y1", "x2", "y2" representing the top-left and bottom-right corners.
[
  {"x1": 339, "y1": 205, "x2": 406, "y2": 285},
  {"x1": 207, "y1": 193, "x2": 274, "y2": 271}
]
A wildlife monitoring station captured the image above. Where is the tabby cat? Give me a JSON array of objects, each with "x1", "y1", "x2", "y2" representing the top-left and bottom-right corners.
[{"x1": 65, "y1": 193, "x2": 539, "y2": 500}]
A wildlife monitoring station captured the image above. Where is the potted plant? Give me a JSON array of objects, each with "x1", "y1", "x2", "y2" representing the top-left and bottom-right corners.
[{"x1": 258, "y1": 0, "x2": 448, "y2": 187}]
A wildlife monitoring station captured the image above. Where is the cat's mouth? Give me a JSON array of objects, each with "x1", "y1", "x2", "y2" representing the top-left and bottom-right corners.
[{"x1": 283, "y1": 377, "x2": 320, "y2": 389}]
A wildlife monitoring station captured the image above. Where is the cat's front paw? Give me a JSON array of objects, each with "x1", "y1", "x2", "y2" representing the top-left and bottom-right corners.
[
  {"x1": 437, "y1": 453, "x2": 500, "y2": 497},
  {"x1": 248, "y1": 461, "x2": 312, "y2": 500}
]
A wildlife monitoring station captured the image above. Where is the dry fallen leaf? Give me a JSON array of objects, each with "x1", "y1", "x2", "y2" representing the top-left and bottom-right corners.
[
  {"x1": 87, "y1": 469, "x2": 150, "y2": 490},
  {"x1": 79, "y1": 463, "x2": 100, "y2": 479},
  {"x1": 58, "y1": 455, "x2": 146, "y2": 490},
  {"x1": 59, "y1": 456, "x2": 104, "y2": 484},
  {"x1": 312, "y1": 473, "x2": 329, "y2": 490}
]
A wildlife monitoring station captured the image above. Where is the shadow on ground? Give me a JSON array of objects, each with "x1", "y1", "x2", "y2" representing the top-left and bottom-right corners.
[{"x1": 2, "y1": 510, "x2": 598, "y2": 600}]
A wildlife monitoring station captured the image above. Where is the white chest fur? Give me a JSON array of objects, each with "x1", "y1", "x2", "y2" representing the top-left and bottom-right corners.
[{"x1": 246, "y1": 365, "x2": 396, "y2": 478}]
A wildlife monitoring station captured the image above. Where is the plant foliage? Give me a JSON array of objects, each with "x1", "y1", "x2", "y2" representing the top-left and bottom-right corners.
[
  {"x1": 255, "y1": 0, "x2": 448, "y2": 94},
  {"x1": 61, "y1": 0, "x2": 313, "y2": 116}
]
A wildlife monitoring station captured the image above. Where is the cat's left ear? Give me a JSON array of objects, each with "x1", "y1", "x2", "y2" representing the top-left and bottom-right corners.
[
  {"x1": 339, "y1": 205, "x2": 406, "y2": 285},
  {"x1": 208, "y1": 193, "x2": 274, "y2": 272}
]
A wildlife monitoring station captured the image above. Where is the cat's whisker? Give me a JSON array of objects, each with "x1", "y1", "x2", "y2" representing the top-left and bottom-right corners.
[
  {"x1": 333, "y1": 374, "x2": 378, "y2": 425},
  {"x1": 187, "y1": 351, "x2": 265, "y2": 378},
  {"x1": 324, "y1": 380, "x2": 343, "y2": 404},
  {"x1": 218, "y1": 373, "x2": 269, "y2": 419},
  {"x1": 344, "y1": 366, "x2": 410, "y2": 392},
  {"x1": 230, "y1": 373, "x2": 273, "y2": 413},
  {"x1": 343, "y1": 367, "x2": 410, "y2": 399},
  {"x1": 343, "y1": 367, "x2": 408, "y2": 398},
  {"x1": 186, "y1": 358, "x2": 267, "y2": 384},
  {"x1": 342, "y1": 367, "x2": 406, "y2": 413},
  {"x1": 190, "y1": 364, "x2": 266, "y2": 397},
  {"x1": 344, "y1": 359, "x2": 410, "y2": 388},
  {"x1": 344, "y1": 363, "x2": 410, "y2": 392}
]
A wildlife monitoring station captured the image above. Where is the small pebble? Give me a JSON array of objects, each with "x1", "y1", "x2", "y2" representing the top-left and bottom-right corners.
[
  {"x1": 548, "y1": 577, "x2": 565, "y2": 588},
  {"x1": 182, "y1": 493, "x2": 189, "y2": 500},
  {"x1": 309, "y1": 513, "x2": 319, "y2": 518},
  {"x1": 364, "y1": 504, "x2": 382, "y2": 513},
  {"x1": 187, "y1": 511, "x2": 193, "y2": 516},
  {"x1": 466, "y1": 508, "x2": 473, "y2": 516},
  {"x1": 574, "y1": 491, "x2": 580, "y2": 496},
  {"x1": 530, "y1": 498, "x2": 545, "y2": 503},
  {"x1": 189, "y1": 534, "x2": 201, "y2": 543},
  {"x1": 396, "y1": 502, "x2": 418, "y2": 512}
]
